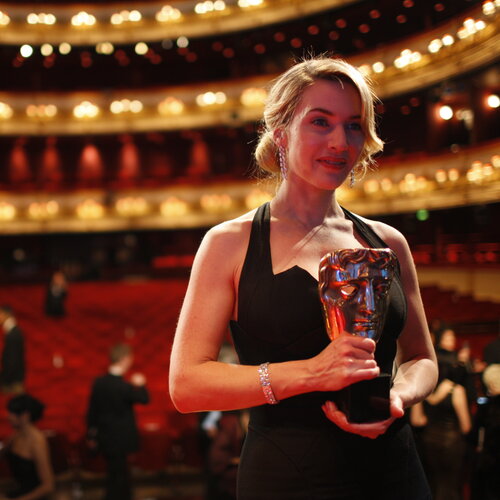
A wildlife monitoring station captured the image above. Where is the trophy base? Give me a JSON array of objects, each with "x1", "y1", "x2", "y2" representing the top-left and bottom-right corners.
[{"x1": 335, "y1": 373, "x2": 391, "y2": 423}]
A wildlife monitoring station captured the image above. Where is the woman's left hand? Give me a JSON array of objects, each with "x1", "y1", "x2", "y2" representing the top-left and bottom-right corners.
[{"x1": 321, "y1": 391, "x2": 405, "y2": 439}]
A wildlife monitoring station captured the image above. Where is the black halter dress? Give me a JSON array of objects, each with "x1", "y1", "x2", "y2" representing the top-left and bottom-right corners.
[{"x1": 229, "y1": 202, "x2": 430, "y2": 500}]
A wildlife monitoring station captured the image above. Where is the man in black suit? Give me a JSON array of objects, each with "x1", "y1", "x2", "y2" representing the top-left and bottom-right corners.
[
  {"x1": 87, "y1": 343, "x2": 149, "y2": 500},
  {"x1": 0, "y1": 305, "x2": 25, "y2": 394}
]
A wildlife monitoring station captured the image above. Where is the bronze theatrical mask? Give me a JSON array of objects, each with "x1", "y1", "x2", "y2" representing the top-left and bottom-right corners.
[
  {"x1": 318, "y1": 248, "x2": 397, "y2": 342},
  {"x1": 318, "y1": 248, "x2": 398, "y2": 422}
]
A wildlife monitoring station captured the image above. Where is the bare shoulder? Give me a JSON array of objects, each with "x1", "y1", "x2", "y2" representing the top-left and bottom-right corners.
[
  {"x1": 353, "y1": 214, "x2": 413, "y2": 265},
  {"x1": 28, "y1": 427, "x2": 49, "y2": 454},
  {"x1": 193, "y1": 208, "x2": 258, "y2": 275}
]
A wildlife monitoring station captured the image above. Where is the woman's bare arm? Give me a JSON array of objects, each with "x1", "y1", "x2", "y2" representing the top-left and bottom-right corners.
[{"x1": 169, "y1": 217, "x2": 380, "y2": 413}]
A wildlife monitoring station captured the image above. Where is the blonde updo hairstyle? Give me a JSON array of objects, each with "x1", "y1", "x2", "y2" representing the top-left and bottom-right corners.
[{"x1": 254, "y1": 57, "x2": 383, "y2": 181}]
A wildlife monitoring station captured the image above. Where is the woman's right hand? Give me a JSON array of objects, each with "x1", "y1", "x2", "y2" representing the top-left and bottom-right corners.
[{"x1": 309, "y1": 332, "x2": 380, "y2": 392}]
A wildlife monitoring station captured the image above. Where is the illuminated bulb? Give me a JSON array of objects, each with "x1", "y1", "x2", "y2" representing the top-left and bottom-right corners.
[
  {"x1": 0, "y1": 11, "x2": 11, "y2": 26},
  {"x1": 110, "y1": 101, "x2": 124, "y2": 114},
  {"x1": 372, "y1": 61, "x2": 385, "y2": 73},
  {"x1": 160, "y1": 197, "x2": 189, "y2": 217},
  {"x1": 428, "y1": 39, "x2": 442, "y2": 53},
  {"x1": 439, "y1": 105, "x2": 453, "y2": 120},
  {"x1": 158, "y1": 96, "x2": 184, "y2": 115},
  {"x1": 45, "y1": 105, "x2": 57, "y2": 117},
  {"x1": 59, "y1": 42, "x2": 72, "y2": 54},
  {"x1": 73, "y1": 101, "x2": 99, "y2": 118},
  {"x1": 380, "y1": 178, "x2": 393, "y2": 192},
  {"x1": 41, "y1": 44, "x2": 53, "y2": 56},
  {"x1": 96, "y1": 42, "x2": 114, "y2": 55},
  {"x1": 0, "y1": 202, "x2": 16, "y2": 221},
  {"x1": 363, "y1": 179, "x2": 379, "y2": 194},
  {"x1": 71, "y1": 11, "x2": 96, "y2": 26},
  {"x1": 464, "y1": 18, "x2": 476, "y2": 31},
  {"x1": 135, "y1": 42, "x2": 148, "y2": 55},
  {"x1": 110, "y1": 13, "x2": 123, "y2": 25},
  {"x1": 130, "y1": 100, "x2": 143, "y2": 113},
  {"x1": 448, "y1": 168, "x2": 460, "y2": 182},
  {"x1": 435, "y1": 169, "x2": 447, "y2": 183},
  {"x1": 0, "y1": 102, "x2": 14, "y2": 119},
  {"x1": 20, "y1": 45, "x2": 34, "y2": 58},
  {"x1": 486, "y1": 94, "x2": 500, "y2": 108},
  {"x1": 214, "y1": 1, "x2": 226, "y2": 10},
  {"x1": 129, "y1": 10, "x2": 142, "y2": 22},
  {"x1": 482, "y1": 164, "x2": 493, "y2": 177},
  {"x1": 238, "y1": 0, "x2": 263, "y2": 7},
  {"x1": 409, "y1": 51, "x2": 421, "y2": 63},
  {"x1": 156, "y1": 6, "x2": 182, "y2": 22},
  {"x1": 177, "y1": 36, "x2": 189, "y2": 48},
  {"x1": 240, "y1": 87, "x2": 267, "y2": 107},
  {"x1": 200, "y1": 193, "x2": 232, "y2": 212},
  {"x1": 245, "y1": 189, "x2": 272, "y2": 209},
  {"x1": 442, "y1": 34, "x2": 454, "y2": 45},
  {"x1": 76, "y1": 200, "x2": 104, "y2": 219},
  {"x1": 482, "y1": 2, "x2": 496, "y2": 15}
]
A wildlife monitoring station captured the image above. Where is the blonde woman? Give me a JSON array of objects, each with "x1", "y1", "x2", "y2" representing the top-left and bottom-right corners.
[{"x1": 170, "y1": 56, "x2": 437, "y2": 499}]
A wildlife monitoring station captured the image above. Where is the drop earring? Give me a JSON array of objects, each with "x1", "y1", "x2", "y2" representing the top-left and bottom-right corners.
[
  {"x1": 350, "y1": 170, "x2": 355, "y2": 188},
  {"x1": 278, "y1": 146, "x2": 288, "y2": 180}
]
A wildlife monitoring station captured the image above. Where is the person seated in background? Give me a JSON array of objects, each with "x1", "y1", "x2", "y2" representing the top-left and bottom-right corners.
[
  {"x1": 0, "y1": 394, "x2": 54, "y2": 500},
  {"x1": 469, "y1": 363, "x2": 500, "y2": 500},
  {"x1": 44, "y1": 271, "x2": 68, "y2": 318},
  {"x1": 86, "y1": 343, "x2": 149, "y2": 500},
  {"x1": 0, "y1": 305, "x2": 25, "y2": 395}
]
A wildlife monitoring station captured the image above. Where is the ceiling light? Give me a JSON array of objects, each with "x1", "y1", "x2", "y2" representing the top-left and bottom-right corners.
[
  {"x1": 486, "y1": 94, "x2": 500, "y2": 108},
  {"x1": 20, "y1": 45, "x2": 34, "y2": 58},
  {"x1": 71, "y1": 11, "x2": 96, "y2": 26},
  {"x1": 0, "y1": 11, "x2": 11, "y2": 26},
  {"x1": 59, "y1": 43, "x2": 72, "y2": 55},
  {"x1": 0, "y1": 102, "x2": 13, "y2": 119},
  {"x1": 41, "y1": 44, "x2": 54, "y2": 56},
  {"x1": 135, "y1": 42, "x2": 149, "y2": 55},
  {"x1": 438, "y1": 105, "x2": 453, "y2": 120}
]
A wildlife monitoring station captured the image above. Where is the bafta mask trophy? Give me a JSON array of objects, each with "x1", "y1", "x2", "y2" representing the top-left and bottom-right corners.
[{"x1": 318, "y1": 248, "x2": 397, "y2": 423}]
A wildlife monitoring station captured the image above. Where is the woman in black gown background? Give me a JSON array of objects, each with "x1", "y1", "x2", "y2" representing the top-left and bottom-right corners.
[
  {"x1": 0, "y1": 394, "x2": 54, "y2": 500},
  {"x1": 170, "y1": 56, "x2": 438, "y2": 499}
]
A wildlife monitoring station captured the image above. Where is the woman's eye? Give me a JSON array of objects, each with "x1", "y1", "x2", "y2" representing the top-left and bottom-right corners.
[
  {"x1": 346, "y1": 122, "x2": 362, "y2": 131},
  {"x1": 312, "y1": 117, "x2": 329, "y2": 127}
]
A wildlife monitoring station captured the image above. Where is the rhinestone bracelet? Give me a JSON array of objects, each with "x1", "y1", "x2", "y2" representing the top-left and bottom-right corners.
[{"x1": 258, "y1": 362, "x2": 279, "y2": 405}]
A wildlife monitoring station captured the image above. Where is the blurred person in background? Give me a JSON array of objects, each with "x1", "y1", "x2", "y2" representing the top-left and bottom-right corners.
[
  {"x1": 86, "y1": 343, "x2": 149, "y2": 500},
  {"x1": 0, "y1": 394, "x2": 54, "y2": 500},
  {"x1": 0, "y1": 306, "x2": 25, "y2": 395},
  {"x1": 207, "y1": 409, "x2": 249, "y2": 500},
  {"x1": 44, "y1": 271, "x2": 68, "y2": 318},
  {"x1": 469, "y1": 364, "x2": 500, "y2": 500},
  {"x1": 411, "y1": 360, "x2": 472, "y2": 500}
]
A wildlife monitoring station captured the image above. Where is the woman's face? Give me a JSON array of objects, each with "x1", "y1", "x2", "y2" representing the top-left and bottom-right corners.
[
  {"x1": 282, "y1": 79, "x2": 365, "y2": 191},
  {"x1": 440, "y1": 329, "x2": 456, "y2": 351}
]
